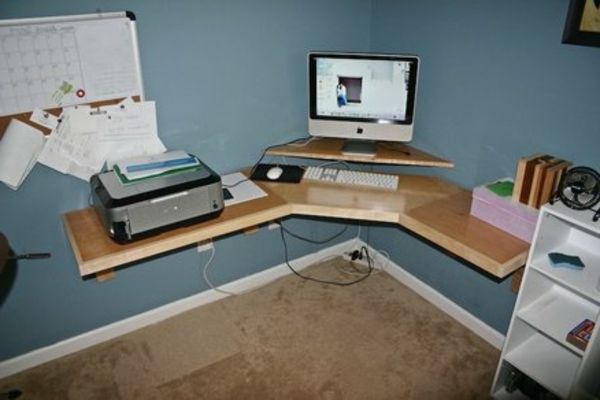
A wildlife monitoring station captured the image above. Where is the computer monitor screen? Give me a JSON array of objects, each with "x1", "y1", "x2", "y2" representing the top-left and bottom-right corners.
[{"x1": 308, "y1": 52, "x2": 419, "y2": 155}]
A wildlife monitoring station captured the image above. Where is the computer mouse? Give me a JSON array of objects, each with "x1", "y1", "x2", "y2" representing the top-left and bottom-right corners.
[{"x1": 266, "y1": 166, "x2": 284, "y2": 180}]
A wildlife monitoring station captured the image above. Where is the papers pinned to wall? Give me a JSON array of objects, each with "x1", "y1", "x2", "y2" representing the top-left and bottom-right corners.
[
  {"x1": 37, "y1": 99, "x2": 166, "y2": 182},
  {"x1": 101, "y1": 100, "x2": 166, "y2": 166},
  {"x1": 0, "y1": 12, "x2": 153, "y2": 188},
  {"x1": 0, "y1": 119, "x2": 46, "y2": 190}
]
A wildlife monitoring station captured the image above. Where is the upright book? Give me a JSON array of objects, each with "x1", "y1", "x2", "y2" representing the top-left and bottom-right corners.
[
  {"x1": 513, "y1": 154, "x2": 543, "y2": 204},
  {"x1": 527, "y1": 155, "x2": 555, "y2": 208}
]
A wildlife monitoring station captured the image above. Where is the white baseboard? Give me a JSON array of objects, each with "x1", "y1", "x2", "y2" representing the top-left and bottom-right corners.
[
  {"x1": 0, "y1": 237, "x2": 504, "y2": 379},
  {"x1": 0, "y1": 238, "x2": 360, "y2": 379},
  {"x1": 359, "y1": 240, "x2": 505, "y2": 350}
]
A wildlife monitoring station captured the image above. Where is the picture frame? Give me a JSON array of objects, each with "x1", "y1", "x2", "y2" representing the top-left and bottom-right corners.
[{"x1": 562, "y1": 0, "x2": 600, "y2": 47}]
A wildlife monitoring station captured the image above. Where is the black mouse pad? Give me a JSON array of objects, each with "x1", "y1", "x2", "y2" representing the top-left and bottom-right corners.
[{"x1": 250, "y1": 164, "x2": 305, "y2": 183}]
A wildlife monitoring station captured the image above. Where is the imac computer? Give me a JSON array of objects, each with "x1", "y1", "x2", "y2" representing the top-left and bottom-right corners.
[{"x1": 308, "y1": 52, "x2": 419, "y2": 156}]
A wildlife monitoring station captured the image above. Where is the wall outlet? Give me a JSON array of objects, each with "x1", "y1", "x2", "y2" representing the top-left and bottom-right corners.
[
  {"x1": 342, "y1": 249, "x2": 375, "y2": 269},
  {"x1": 197, "y1": 240, "x2": 213, "y2": 253},
  {"x1": 342, "y1": 249, "x2": 360, "y2": 262}
]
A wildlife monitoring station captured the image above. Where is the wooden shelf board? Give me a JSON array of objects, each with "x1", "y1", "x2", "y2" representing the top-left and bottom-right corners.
[
  {"x1": 518, "y1": 286, "x2": 598, "y2": 356},
  {"x1": 258, "y1": 175, "x2": 528, "y2": 278},
  {"x1": 404, "y1": 190, "x2": 530, "y2": 278},
  {"x1": 531, "y1": 242, "x2": 600, "y2": 305},
  {"x1": 266, "y1": 138, "x2": 454, "y2": 168},
  {"x1": 63, "y1": 172, "x2": 529, "y2": 279},
  {"x1": 63, "y1": 187, "x2": 290, "y2": 276},
  {"x1": 260, "y1": 174, "x2": 457, "y2": 224}
]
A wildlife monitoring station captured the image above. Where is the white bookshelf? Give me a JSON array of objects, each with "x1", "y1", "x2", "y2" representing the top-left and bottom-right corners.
[
  {"x1": 492, "y1": 202, "x2": 600, "y2": 399},
  {"x1": 505, "y1": 331, "x2": 580, "y2": 398}
]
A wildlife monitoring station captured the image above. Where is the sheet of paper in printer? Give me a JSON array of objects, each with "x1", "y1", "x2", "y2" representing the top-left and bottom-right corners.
[
  {"x1": 0, "y1": 119, "x2": 46, "y2": 190},
  {"x1": 37, "y1": 98, "x2": 166, "y2": 181}
]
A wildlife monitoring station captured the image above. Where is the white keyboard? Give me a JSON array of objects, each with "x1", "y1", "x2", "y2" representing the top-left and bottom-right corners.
[{"x1": 303, "y1": 166, "x2": 399, "y2": 190}]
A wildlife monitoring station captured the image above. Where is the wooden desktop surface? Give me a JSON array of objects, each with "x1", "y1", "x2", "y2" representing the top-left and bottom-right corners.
[
  {"x1": 264, "y1": 176, "x2": 528, "y2": 277},
  {"x1": 404, "y1": 191, "x2": 528, "y2": 277},
  {"x1": 63, "y1": 185, "x2": 291, "y2": 276},
  {"x1": 266, "y1": 138, "x2": 454, "y2": 168},
  {"x1": 63, "y1": 172, "x2": 528, "y2": 279}
]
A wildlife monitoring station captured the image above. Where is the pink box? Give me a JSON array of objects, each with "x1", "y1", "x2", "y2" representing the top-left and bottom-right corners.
[{"x1": 470, "y1": 184, "x2": 538, "y2": 243}]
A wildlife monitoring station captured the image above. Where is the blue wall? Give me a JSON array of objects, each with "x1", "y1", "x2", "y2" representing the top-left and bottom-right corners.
[
  {"x1": 1, "y1": 0, "x2": 599, "y2": 361},
  {"x1": 0, "y1": 0, "x2": 370, "y2": 360},
  {"x1": 368, "y1": 0, "x2": 600, "y2": 332}
]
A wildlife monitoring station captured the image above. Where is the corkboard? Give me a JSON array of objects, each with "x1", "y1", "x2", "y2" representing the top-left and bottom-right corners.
[{"x1": 0, "y1": 96, "x2": 141, "y2": 139}]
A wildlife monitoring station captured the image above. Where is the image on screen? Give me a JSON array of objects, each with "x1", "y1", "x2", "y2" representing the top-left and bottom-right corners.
[{"x1": 315, "y1": 57, "x2": 412, "y2": 121}]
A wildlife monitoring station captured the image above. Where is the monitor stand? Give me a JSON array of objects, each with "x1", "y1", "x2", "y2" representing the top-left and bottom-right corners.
[{"x1": 340, "y1": 140, "x2": 377, "y2": 157}]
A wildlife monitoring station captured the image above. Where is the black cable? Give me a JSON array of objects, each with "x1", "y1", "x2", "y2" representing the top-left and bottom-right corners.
[
  {"x1": 0, "y1": 390, "x2": 22, "y2": 399},
  {"x1": 279, "y1": 227, "x2": 373, "y2": 286},
  {"x1": 222, "y1": 136, "x2": 312, "y2": 189},
  {"x1": 279, "y1": 221, "x2": 347, "y2": 244},
  {"x1": 8, "y1": 253, "x2": 51, "y2": 260},
  {"x1": 223, "y1": 177, "x2": 249, "y2": 189}
]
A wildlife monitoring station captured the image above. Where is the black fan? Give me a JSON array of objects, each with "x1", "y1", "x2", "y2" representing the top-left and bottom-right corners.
[{"x1": 555, "y1": 167, "x2": 600, "y2": 220}]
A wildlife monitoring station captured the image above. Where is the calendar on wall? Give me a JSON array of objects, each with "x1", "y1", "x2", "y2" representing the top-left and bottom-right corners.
[{"x1": 0, "y1": 12, "x2": 144, "y2": 117}]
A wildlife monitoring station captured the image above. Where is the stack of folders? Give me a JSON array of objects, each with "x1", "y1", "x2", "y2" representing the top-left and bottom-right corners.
[{"x1": 113, "y1": 150, "x2": 201, "y2": 185}]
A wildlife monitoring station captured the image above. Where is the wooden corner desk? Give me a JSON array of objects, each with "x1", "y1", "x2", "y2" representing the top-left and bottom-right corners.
[{"x1": 63, "y1": 141, "x2": 529, "y2": 280}]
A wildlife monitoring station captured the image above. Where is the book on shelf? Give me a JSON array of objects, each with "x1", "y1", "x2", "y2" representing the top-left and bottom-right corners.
[
  {"x1": 512, "y1": 153, "x2": 543, "y2": 204},
  {"x1": 512, "y1": 153, "x2": 571, "y2": 209},
  {"x1": 527, "y1": 155, "x2": 555, "y2": 208},
  {"x1": 566, "y1": 319, "x2": 595, "y2": 351},
  {"x1": 537, "y1": 160, "x2": 570, "y2": 207}
]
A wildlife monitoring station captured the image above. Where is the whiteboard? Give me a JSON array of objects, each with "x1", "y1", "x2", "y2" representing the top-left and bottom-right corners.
[{"x1": 0, "y1": 12, "x2": 144, "y2": 117}]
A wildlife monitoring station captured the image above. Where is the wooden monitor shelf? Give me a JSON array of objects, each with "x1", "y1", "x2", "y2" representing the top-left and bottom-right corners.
[
  {"x1": 63, "y1": 172, "x2": 528, "y2": 280},
  {"x1": 265, "y1": 138, "x2": 453, "y2": 168}
]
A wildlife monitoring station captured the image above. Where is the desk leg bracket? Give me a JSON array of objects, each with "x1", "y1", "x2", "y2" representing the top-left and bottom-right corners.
[{"x1": 96, "y1": 269, "x2": 115, "y2": 282}]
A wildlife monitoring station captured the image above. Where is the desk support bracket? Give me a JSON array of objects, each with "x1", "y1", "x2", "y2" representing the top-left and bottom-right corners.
[
  {"x1": 243, "y1": 226, "x2": 259, "y2": 235},
  {"x1": 96, "y1": 269, "x2": 115, "y2": 282}
]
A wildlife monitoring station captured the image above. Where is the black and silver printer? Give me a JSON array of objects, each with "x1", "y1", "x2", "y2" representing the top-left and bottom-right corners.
[{"x1": 91, "y1": 154, "x2": 224, "y2": 243}]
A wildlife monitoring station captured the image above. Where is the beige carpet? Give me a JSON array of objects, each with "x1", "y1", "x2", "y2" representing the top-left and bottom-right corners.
[{"x1": 0, "y1": 258, "x2": 499, "y2": 399}]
